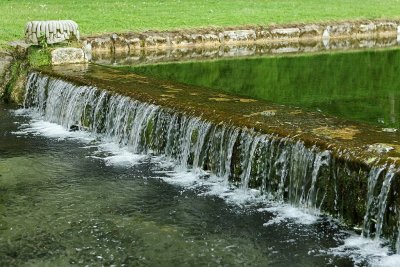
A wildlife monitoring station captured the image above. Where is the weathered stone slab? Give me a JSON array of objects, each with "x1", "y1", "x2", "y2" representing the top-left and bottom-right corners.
[
  {"x1": 299, "y1": 24, "x2": 323, "y2": 38},
  {"x1": 376, "y1": 22, "x2": 398, "y2": 32},
  {"x1": 359, "y1": 23, "x2": 376, "y2": 33},
  {"x1": 51, "y1": 48, "x2": 87, "y2": 65},
  {"x1": 254, "y1": 27, "x2": 270, "y2": 39},
  {"x1": 328, "y1": 23, "x2": 354, "y2": 37},
  {"x1": 144, "y1": 35, "x2": 169, "y2": 47},
  {"x1": 203, "y1": 33, "x2": 219, "y2": 42},
  {"x1": 220, "y1": 30, "x2": 256, "y2": 42},
  {"x1": 124, "y1": 33, "x2": 141, "y2": 50},
  {"x1": 171, "y1": 34, "x2": 196, "y2": 46},
  {"x1": 89, "y1": 36, "x2": 113, "y2": 52},
  {"x1": 271, "y1": 28, "x2": 300, "y2": 38}
]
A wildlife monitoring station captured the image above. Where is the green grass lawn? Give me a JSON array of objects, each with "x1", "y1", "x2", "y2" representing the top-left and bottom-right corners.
[{"x1": 0, "y1": 0, "x2": 400, "y2": 47}]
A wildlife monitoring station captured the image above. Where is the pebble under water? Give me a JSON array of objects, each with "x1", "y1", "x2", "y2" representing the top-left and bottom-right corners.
[{"x1": 1, "y1": 103, "x2": 399, "y2": 266}]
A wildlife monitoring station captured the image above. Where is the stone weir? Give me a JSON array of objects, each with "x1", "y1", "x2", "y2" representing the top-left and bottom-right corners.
[{"x1": 26, "y1": 64, "x2": 400, "y2": 249}]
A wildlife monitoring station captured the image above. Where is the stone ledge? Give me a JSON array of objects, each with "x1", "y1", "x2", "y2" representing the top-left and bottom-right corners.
[
  {"x1": 83, "y1": 19, "x2": 400, "y2": 55},
  {"x1": 51, "y1": 47, "x2": 88, "y2": 65},
  {"x1": 92, "y1": 37, "x2": 399, "y2": 66}
]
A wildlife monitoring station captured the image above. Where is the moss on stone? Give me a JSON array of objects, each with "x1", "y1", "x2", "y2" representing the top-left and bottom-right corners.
[
  {"x1": 144, "y1": 118, "x2": 155, "y2": 148},
  {"x1": 3, "y1": 59, "x2": 27, "y2": 104},
  {"x1": 27, "y1": 47, "x2": 51, "y2": 68},
  {"x1": 1, "y1": 45, "x2": 54, "y2": 104}
]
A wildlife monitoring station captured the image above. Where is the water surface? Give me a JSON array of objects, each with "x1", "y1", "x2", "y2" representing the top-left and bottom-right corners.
[
  {"x1": 0, "y1": 103, "x2": 376, "y2": 266},
  {"x1": 126, "y1": 49, "x2": 400, "y2": 129}
]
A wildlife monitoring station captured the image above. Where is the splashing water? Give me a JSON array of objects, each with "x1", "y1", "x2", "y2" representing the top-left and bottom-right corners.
[{"x1": 23, "y1": 71, "x2": 400, "y2": 257}]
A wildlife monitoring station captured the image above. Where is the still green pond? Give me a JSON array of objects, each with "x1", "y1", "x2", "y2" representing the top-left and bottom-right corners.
[{"x1": 125, "y1": 49, "x2": 400, "y2": 129}]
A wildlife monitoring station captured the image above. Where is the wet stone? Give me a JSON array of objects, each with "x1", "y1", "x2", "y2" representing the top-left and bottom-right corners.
[{"x1": 368, "y1": 143, "x2": 395, "y2": 154}]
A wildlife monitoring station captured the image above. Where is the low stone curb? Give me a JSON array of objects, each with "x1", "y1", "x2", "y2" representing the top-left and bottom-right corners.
[{"x1": 83, "y1": 20, "x2": 400, "y2": 55}]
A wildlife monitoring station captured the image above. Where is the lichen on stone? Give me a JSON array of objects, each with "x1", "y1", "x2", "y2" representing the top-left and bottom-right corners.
[
  {"x1": 312, "y1": 126, "x2": 360, "y2": 140},
  {"x1": 243, "y1": 110, "x2": 277, "y2": 118},
  {"x1": 208, "y1": 97, "x2": 232, "y2": 102},
  {"x1": 239, "y1": 98, "x2": 257, "y2": 103}
]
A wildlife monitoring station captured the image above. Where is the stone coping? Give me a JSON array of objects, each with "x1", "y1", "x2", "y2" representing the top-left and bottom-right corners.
[
  {"x1": 92, "y1": 37, "x2": 400, "y2": 66},
  {"x1": 83, "y1": 19, "x2": 400, "y2": 55},
  {"x1": 38, "y1": 64, "x2": 400, "y2": 171}
]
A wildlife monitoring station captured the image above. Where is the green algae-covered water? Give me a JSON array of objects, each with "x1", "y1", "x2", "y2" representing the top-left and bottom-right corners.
[
  {"x1": 126, "y1": 49, "x2": 400, "y2": 130},
  {"x1": 2, "y1": 101, "x2": 396, "y2": 266}
]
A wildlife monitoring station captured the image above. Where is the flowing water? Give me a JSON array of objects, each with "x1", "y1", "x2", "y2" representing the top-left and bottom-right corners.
[
  {"x1": 1, "y1": 70, "x2": 400, "y2": 266},
  {"x1": 0, "y1": 103, "x2": 357, "y2": 266},
  {"x1": 126, "y1": 48, "x2": 400, "y2": 130}
]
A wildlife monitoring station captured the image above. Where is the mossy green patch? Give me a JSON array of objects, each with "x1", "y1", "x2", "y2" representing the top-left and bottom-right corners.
[
  {"x1": 27, "y1": 47, "x2": 51, "y2": 68},
  {"x1": 3, "y1": 59, "x2": 27, "y2": 104},
  {"x1": 144, "y1": 118, "x2": 155, "y2": 149},
  {"x1": 1, "y1": 45, "x2": 54, "y2": 103}
]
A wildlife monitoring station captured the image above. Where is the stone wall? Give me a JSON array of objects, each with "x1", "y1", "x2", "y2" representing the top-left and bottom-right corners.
[
  {"x1": 92, "y1": 36, "x2": 399, "y2": 66},
  {"x1": 83, "y1": 20, "x2": 400, "y2": 56}
]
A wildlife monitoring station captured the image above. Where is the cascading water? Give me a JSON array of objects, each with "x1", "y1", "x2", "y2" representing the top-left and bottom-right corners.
[{"x1": 24, "y1": 71, "x2": 400, "y2": 251}]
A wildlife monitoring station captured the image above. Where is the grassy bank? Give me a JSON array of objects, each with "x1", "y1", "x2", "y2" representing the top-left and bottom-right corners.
[{"x1": 0, "y1": 0, "x2": 400, "y2": 47}]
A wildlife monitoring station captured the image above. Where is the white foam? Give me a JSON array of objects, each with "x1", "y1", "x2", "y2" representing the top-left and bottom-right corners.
[
  {"x1": 12, "y1": 112, "x2": 145, "y2": 167},
  {"x1": 329, "y1": 235, "x2": 400, "y2": 266},
  {"x1": 161, "y1": 169, "x2": 199, "y2": 187},
  {"x1": 156, "y1": 164, "x2": 320, "y2": 225},
  {"x1": 13, "y1": 119, "x2": 94, "y2": 142},
  {"x1": 259, "y1": 204, "x2": 319, "y2": 226},
  {"x1": 89, "y1": 142, "x2": 147, "y2": 166},
  {"x1": 208, "y1": 185, "x2": 264, "y2": 207},
  {"x1": 378, "y1": 254, "x2": 400, "y2": 267}
]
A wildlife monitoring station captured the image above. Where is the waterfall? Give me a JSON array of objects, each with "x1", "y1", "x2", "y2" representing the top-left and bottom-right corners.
[
  {"x1": 24, "y1": 71, "x2": 400, "y2": 249},
  {"x1": 362, "y1": 167, "x2": 386, "y2": 238}
]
